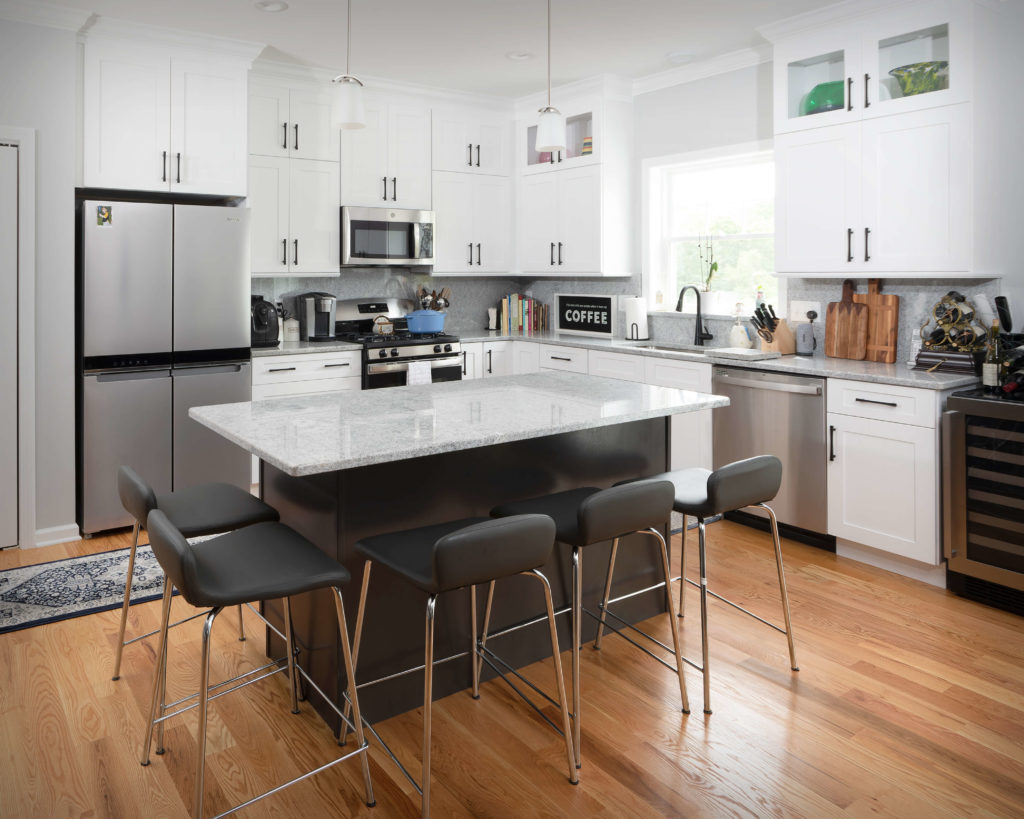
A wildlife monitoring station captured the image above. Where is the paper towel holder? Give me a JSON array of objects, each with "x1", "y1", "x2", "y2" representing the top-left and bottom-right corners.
[{"x1": 623, "y1": 296, "x2": 650, "y2": 340}]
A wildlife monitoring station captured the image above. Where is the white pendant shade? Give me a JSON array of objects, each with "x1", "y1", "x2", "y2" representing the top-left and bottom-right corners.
[
  {"x1": 535, "y1": 106, "x2": 565, "y2": 153},
  {"x1": 334, "y1": 75, "x2": 366, "y2": 129}
]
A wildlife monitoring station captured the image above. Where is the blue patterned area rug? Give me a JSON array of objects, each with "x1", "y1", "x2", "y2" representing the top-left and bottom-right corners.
[{"x1": 0, "y1": 546, "x2": 166, "y2": 635}]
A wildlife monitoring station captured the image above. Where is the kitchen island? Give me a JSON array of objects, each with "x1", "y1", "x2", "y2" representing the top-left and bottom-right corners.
[{"x1": 191, "y1": 372, "x2": 728, "y2": 727}]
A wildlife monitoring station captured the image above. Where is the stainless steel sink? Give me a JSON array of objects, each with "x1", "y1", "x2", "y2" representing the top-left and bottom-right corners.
[{"x1": 627, "y1": 342, "x2": 707, "y2": 354}]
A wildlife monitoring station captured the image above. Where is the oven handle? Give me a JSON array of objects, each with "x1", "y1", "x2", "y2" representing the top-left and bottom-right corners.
[
  {"x1": 366, "y1": 356, "x2": 461, "y2": 375},
  {"x1": 942, "y1": 409, "x2": 965, "y2": 562}
]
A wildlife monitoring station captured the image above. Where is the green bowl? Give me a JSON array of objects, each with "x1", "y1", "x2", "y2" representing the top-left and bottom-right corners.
[
  {"x1": 889, "y1": 61, "x2": 949, "y2": 97},
  {"x1": 799, "y1": 81, "x2": 845, "y2": 116}
]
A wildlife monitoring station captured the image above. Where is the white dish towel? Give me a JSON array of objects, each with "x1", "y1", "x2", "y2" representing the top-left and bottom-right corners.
[{"x1": 407, "y1": 360, "x2": 432, "y2": 386}]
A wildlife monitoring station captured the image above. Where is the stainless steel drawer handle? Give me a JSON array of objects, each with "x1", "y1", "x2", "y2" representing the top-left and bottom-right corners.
[
  {"x1": 268, "y1": 367, "x2": 296, "y2": 373},
  {"x1": 323, "y1": 362, "x2": 351, "y2": 368},
  {"x1": 855, "y1": 397, "x2": 897, "y2": 407}
]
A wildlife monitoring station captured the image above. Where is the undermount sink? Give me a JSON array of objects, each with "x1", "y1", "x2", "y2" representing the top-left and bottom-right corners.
[{"x1": 628, "y1": 342, "x2": 707, "y2": 354}]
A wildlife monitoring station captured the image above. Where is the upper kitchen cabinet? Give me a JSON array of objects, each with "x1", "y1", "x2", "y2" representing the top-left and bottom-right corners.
[
  {"x1": 520, "y1": 98, "x2": 599, "y2": 175},
  {"x1": 340, "y1": 97, "x2": 431, "y2": 210},
  {"x1": 249, "y1": 81, "x2": 339, "y2": 162},
  {"x1": 432, "y1": 107, "x2": 512, "y2": 176},
  {"x1": 432, "y1": 171, "x2": 511, "y2": 276},
  {"x1": 769, "y1": 0, "x2": 970, "y2": 135},
  {"x1": 83, "y1": 33, "x2": 257, "y2": 195}
]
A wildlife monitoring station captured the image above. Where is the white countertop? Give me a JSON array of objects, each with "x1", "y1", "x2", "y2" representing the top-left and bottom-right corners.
[
  {"x1": 191, "y1": 371, "x2": 728, "y2": 477},
  {"x1": 252, "y1": 339, "x2": 362, "y2": 356}
]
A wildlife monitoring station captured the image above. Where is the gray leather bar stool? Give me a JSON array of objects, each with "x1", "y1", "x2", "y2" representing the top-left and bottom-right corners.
[
  {"x1": 141, "y1": 509, "x2": 374, "y2": 819},
  {"x1": 349, "y1": 514, "x2": 576, "y2": 818},
  {"x1": 113, "y1": 465, "x2": 279, "y2": 680},
  {"x1": 647, "y1": 455, "x2": 798, "y2": 714},
  {"x1": 490, "y1": 481, "x2": 688, "y2": 769}
]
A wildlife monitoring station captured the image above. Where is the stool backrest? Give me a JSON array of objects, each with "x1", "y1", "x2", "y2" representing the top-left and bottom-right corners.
[
  {"x1": 146, "y1": 509, "x2": 201, "y2": 606},
  {"x1": 579, "y1": 480, "x2": 675, "y2": 544},
  {"x1": 433, "y1": 514, "x2": 555, "y2": 592},
  {"x1": 118, "y1": 465, "x2": 158, "y2": 526},
  {"x1": 707, "y1": 455, "x2": 782, "y2": 514}
]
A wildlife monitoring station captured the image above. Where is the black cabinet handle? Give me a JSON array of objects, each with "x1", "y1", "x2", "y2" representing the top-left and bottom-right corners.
[
  {"x1": 855, "y1": 397, "x2": 898, "y2": 407},
  {"x1": 558, "y1": 150, "x2": 563, "y2": 163},
  {"x1": 462, "y1": 350, "x2": 467, "y2": 376},
  {"x1": 847, "y1": 77, "x2": 853, "y2": 111},
  {"x1": 549, "y1": 152, "x2": 555, "y2": 165},
  {"x1": 268, "y1": 366, "x2": 296, "y2": 373},
  {"x1": 864, "y1": 227, "x2": 871, "y2": 262},
  {"x1": 382, "y1": 177, "x2": 388, "y2": 200},
  {"x1": 829, "y1": 425, "x2": 837, "y2": 461},
  {"x1": 550, "y1": 242, "x2": 555, "y2": 265},
  {"x1": 323, "y1": 362, "x2": 351, "y2": 368},
  {"x1": 468, "y1": 243, "x2": 474, "y2": 265},
  {"x1": 551, "y1": 356, "x2": 572, "y2": 362},
  {"x1": 293, "y1": 239, "x2": 298, "y2": 266},
  {"x1": 847, "y1": 228, "x2": 853, "y2": 262},
  {"x1": 294, "y1": 123, "x2": 299, "y2": 151},
  {"x1": 475, "y1": 243, "x2": 481, "y2": 266},
  {"x1": 281, "y1": 238, "x2": 287, "y2": 265},
  {"x1": 487, "y1": 349, "x2": 493, "y2": 374},
  {"x1": 468, "y1": 144, "x2": 473, "y2": 166},
  {"x1": 557, "y1": 242, "x2": 563, "y2": 265},
  {"x1": 475, "y1": 145, "x2": 480, "y2": 167},
  {"x1": 391, "y1": 177, "x2": 397, "y2": 201},
  {"x1": 283, "y1": 122, "x2": 288, "y2": 149},
  {"x1": 864, "y1": 73, "x2": 870, "y2": 108},
  {"x1": 176, "y1": 152, "x2": 181, "y2": 184},
  {"x1": 162, "y1": 150, "x2": 167, "y2": 182}
]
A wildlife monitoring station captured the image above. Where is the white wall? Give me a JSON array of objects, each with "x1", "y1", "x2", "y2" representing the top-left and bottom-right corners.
[{"x1": 0, "y1": 20, "x2": 77, "y2": 539}]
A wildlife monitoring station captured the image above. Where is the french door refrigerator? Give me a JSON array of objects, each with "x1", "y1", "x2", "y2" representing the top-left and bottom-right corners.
[{"x1": 78, "y1": 201, "x2": 251, "y2": 535}]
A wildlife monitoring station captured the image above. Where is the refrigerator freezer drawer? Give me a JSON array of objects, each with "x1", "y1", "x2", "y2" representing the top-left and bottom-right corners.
[
  {"x1": 172, "y1": 362, "x2": 251, "y2": 492},
  {"x1": 82, "y1": 369, "x2": 172, "y2": 534}
]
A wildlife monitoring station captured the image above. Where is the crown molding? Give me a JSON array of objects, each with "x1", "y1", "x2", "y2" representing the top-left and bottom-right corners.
[
  {"x1": 0, "y1": 0, "x2": 91, "y2": 31},
  {"x1": 79, "y1": 15, "x2": 264, "y2": 64},
  {"x1": 514, "y1": 74, "x2": 633, "y2": 115},
  {"x1": 757, "y1": 0, "x2": 913, "y2": 42},
  {"x1": 631, "y1": 45, "x2": 772, "y2": 97}
]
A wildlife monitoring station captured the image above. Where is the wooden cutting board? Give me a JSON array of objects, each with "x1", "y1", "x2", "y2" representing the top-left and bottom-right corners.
[
  {"x1": 825, "y1": 279, "x2": 869, "y2": 360},
  {"x1": 852, "y1": 278, "x2": 900, "y2": 364}
]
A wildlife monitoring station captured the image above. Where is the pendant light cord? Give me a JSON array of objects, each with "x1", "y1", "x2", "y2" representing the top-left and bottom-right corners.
[
  {"x1": 546, "y1": 0, "x2": 552, "y2": 107},
  {"x1": 346, "y1": 0, "x2": 352, "y2": 76}
]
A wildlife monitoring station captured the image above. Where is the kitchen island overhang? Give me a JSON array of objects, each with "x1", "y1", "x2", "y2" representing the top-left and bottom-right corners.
[{"x1": 191, "y1": 372, "x2": 728, "y2": 727}]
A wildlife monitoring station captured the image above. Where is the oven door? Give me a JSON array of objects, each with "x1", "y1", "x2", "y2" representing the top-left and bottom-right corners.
[
  {"x1": 341, "y1": 206, "x2": 434, "y2": 266},
  {"x1": 365, "y1": 356, "x2": 462, "y2": 389}
]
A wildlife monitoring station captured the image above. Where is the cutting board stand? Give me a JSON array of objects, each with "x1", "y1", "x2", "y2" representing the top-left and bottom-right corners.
[{"x1": 759, "y1": 321, "x2": 796, "y2": 355}]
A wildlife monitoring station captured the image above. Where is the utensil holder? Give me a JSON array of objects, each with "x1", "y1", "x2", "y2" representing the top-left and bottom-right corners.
[{"x1": 760, "y1": 320, "x2": 796, "y2": 355}]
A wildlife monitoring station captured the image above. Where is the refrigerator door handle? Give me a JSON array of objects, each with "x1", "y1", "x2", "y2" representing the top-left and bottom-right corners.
[
  {"x1": 93, "y1": 369, "x2": 171, "y2": 383},
  {"x1": 173, "y1": 364, "x2": 245, "y2": 376}
]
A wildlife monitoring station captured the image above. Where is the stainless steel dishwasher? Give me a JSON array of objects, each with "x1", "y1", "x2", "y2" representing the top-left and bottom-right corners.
[{"x1": 711, "y1": 366, "x2": 827, "y2": 534}]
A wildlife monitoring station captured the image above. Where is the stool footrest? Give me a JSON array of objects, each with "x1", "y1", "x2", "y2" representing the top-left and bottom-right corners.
[
  {"x1": 476, "y1": 644, "x2": 568, "y2": 736},
  {"x1": 156, "y1": 658, "x2": 290, "y2": 723},
  {"x1": 586, "y1": 605, "x2": 702, "y2": 674},
  {"x1": 679, "y1": 575, "x2": 789, "y2": 635}
]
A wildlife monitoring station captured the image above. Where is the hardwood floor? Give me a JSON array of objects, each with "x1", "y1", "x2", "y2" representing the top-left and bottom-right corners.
[{"x1": 1, "y1": 520, "x2": 1022, "y2": 817}]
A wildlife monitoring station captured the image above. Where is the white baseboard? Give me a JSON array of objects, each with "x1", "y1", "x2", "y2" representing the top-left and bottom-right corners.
[
  {"x1": 836, "y1": 539, "x2": 947, "y2": 588},
  {"x1": 31, "y1": 523, "x2": 81, "y2": 549}
]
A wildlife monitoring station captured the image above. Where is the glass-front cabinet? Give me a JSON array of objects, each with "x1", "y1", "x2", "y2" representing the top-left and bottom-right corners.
[
  {"x1": 522, "y1": 101, "x2": 599, "y2": 174},
  {"x1": 773, "y1": 0, "x2": 969, "y2": 133}
]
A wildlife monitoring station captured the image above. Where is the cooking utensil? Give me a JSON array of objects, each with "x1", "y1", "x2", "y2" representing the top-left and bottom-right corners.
[
  {"x1": 757, "y1": 327, "x2": 774, "y2": 344},
  {"x1": 751, "y1": 315, "x2": 764, "y2": 331},
  {"x1": 406, "y1": 309, "x2": 446, "y2": 334},
  {"x1": 824, "y1": 279, "x2": 868, "y2": 360},
  {"x1": 995, "y1": 296, "x2": 1013, "y2": 332},
  {"x1": 768, "y1": 304, "x2": 779, "y2": 327},
  {"x1": 852, "y1": 278, "x2": 900, "y2": 364}
]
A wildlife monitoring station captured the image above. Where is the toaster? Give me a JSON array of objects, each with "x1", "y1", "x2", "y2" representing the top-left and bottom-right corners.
[{"x1": 250, "y1": 296, "x2": 280, "y2": 348}]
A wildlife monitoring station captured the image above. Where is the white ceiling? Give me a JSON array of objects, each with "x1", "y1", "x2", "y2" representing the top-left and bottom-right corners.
[{"x1": 54, "y1": 0, "x2": 838, "y2": 97}]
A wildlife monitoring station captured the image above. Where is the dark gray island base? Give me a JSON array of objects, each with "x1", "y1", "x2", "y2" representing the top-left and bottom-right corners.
[{"x1": 261, "y1": 417, "x2": 674, "y2": 729}]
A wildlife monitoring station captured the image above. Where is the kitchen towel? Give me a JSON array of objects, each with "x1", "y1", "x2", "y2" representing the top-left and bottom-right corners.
[{"x1": 407, "y1": 360, "x2": 432, "y2": 386}]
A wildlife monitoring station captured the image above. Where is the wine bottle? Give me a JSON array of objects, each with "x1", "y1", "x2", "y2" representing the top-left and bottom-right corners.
[{"x1": 982, "y1": 320, "x2": 1002, "y2": 394}]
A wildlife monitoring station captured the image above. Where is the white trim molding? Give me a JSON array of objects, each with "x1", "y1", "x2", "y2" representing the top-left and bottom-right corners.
[
  {"x1": 0, "y1": 0, "x2": 91, "y2": 31},
  {"x1": 79, "y1": 15, "x2": 265, "y2": 64},
  {"x1": 632, "y1": 45, "x2": 772, "y2": 97},
  {"x1": 33, "y1": 525, "x2": 83, "y2": 550},
  {"x1": 757, "y1": 0, "x2": 913, "y2": 42}
]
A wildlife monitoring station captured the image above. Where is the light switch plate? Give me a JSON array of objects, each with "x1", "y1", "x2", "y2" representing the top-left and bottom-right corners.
[{"x1": 790, "y1": 300, "x2": 822, "y2": 322}]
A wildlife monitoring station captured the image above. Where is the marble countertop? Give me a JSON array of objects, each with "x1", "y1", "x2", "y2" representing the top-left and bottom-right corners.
[
  {"x1": 252, "y1": 340, "x2": 362, "y2": 356},
  {"x1": 451, "y1": 330, "x2": 977, "y2": 391},
  {"x1": 191, "y1": 371, "x2": 729, "y2": 477}
]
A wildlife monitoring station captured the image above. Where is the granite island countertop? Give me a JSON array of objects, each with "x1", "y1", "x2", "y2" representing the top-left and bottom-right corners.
[{"x1": 191, "y1": 371, "x2": 728, "y2": 477}]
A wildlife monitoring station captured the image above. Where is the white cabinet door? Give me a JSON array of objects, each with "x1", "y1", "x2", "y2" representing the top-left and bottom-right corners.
[
  {"x1": 860, "y1": 104, "x2": 970, "y2": 272},
  {"x1": 432, "y1": 109, "x2": 475, "y2": 174},
  {"x1": 341, "y1": 101, "x2": 389, "y2": 206},
  {"x1": 248, "y1": 81, "x2": 289, "y2": 158},
  {"x1": 519, "y1": 174, "x2": 559, "y2": 273},
  {"x1": 481, "y1": 341, "x2": 512, "y2": 377},
  {"x1": 557, "y1": 166, "x2": 602, "y2": 274},
  {"x1": 537, "y1": 344, "x2": 588, "y2": 373},
  {"x1": 388, "y1": 104, "x2": 432, "y2": 209},
  {"x1": 460, "y1": 342, "x2": 482, "y2": 380},
  {"x1": 289, "y1": 159, "x2": 340, "y2": 274},
  {"x1": 432, "y1": 171, "x2": 476, "y2": 273},
  {"x1": 643, "y1": 356, "x2": 713, "y2": 471},
  {"x1": 248, "y1": 156, "x2": 291, "y2": 275},
  {"x1": 588, "y1": 350, "x2": 644, "y2": 383},
  {"x1": 83, "y1": 46, "x2": 171, "y2": 192},
  {"x1": 170, "y1": 59, "x2": 248, "y2": 196},
  {"x1": 475, "y1": 118, "x2": 511, "y2": 176},
  {"x1": 775, "y1": 124, "x2": 862, "y2": 273},
  {"x1": 827, "y1": 412, "x2": 937, "y2": 563},
  {"x1": 512, "y1": 341, "x2": 540, "y2": 374},
  {"x1": 473, "y1": 176, "x2": 511, "y2": 273},
  {"x1": 289, "y1": 87, "x2": 338, "y2": 162}
]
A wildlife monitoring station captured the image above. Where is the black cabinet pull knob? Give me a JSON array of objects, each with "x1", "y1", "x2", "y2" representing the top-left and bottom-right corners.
[
  {"x1": 462, "y1": 350, "x2": 467, "y2": 376},
  {"x1": 281, "y1": 238, "x2": 287, "y2": 265},
  {"x1": 161, "y1": 150, "x2": 167, "y2": 182},
  {"x1": 391, "y1": 177, "x2": 397, "y2": 201},
  {"x1": 550, "y1": 242, "x2": 555, "y2": 265},
  {"x1": 293, "y1": 238, "x2": 298, "y2": 266},
  {"x1": 864, "y1": 227, "x2": 871, "y2": 262},
  {"x1": 382, "y1": 177, "x2": 387, "y2": 200},
  {"x1": 475, "y1": 243, "x2": 481, "y2": 266},
  {"x1": 557, "y1": 242, "x2": 563, "y2": 265},
  {"x1": 847, "y1": 228, "x2": 853, "y2": 262},
  {"x1": 487, "y1": 349, "x2": 493, "y2": 374},
  {"x1": 468, "y1": 243, "x2": 474, "y2": 265},
  {"x1": 855, "y1": 397, "x2": 897, "y2": 407},
  {"x1": 847, "y1": 77, "x2": 853, "y2": 111},
  {"x1": 829, "y1": 425, "x2": 837, "y2": 461},
  {"x1": 176, "y1": 152, "x2": 181, "y2": 184},
  {"x1": 864, "y1": 73, "x2": 870, "y2": 108},
  {"x1": 282, "y1": 122, "x2": 288, "y2": 149},
  {"x1": 294, "y1": 123, "x2": 299, "y2": 151},
  {"x1": 475, "y1": 145, "x2": 480, "y2": 167}
]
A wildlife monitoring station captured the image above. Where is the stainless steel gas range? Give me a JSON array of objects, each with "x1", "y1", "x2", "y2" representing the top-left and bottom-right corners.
[{"x1": 335, "y1": 298, "x2": 462, "y2": 389}]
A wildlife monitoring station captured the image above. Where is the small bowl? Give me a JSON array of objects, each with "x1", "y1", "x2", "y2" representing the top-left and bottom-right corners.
[
  {"x1": 889, "y1": 61, "x2": 949, "y2": 97},
  {"x1": 799, "y1": 80, "x2": 846, "y2": 116}
]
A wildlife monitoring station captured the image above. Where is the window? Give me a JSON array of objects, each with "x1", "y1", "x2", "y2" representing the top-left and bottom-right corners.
[{"x1": 644, "y1": 145, "x2": 781, "y2": 316}]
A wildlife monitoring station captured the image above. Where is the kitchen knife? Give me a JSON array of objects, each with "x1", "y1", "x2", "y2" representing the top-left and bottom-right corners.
[
  {"x1": 995, "y1": 296, "x2": 1013, "y2": 333},
  {"x1": 768, "y1": 304, "x2": 779, "y2": 329},
  {"x1": 751, "y1": 315, "x2": 764, "y2": 331},
  {"x1": 757, "y1": 305, "x2": 774, "y2": 331}
]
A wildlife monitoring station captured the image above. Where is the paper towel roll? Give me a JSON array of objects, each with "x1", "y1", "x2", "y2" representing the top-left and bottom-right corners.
[{"x1": 623, "y1": 297, "x2": 649, "y2": 340}]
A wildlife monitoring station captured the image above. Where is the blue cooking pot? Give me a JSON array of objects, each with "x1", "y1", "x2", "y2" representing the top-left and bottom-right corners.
[{"x1": 406, "y1": 309, "x2": 446, "y2": 334}]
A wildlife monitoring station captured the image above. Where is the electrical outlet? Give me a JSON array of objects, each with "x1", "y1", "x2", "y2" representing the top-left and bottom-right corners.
[{"x1": 790, "y1": 300, "x2": 822, "y2": 322}]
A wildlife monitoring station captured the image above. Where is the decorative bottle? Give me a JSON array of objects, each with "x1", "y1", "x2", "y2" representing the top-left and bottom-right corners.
[{"x1": 982, "y1": 320, "x2": 1002, "y2": 394}]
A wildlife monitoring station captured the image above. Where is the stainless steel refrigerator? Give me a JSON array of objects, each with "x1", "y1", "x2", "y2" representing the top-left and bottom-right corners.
[{"x1": 78, "y1": 201, "x2": 252, "y2": 535}]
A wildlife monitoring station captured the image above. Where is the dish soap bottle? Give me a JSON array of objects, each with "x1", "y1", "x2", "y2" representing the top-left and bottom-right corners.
[{"x1": 728, "y1": 302, "x2": 752, "y2": 348}]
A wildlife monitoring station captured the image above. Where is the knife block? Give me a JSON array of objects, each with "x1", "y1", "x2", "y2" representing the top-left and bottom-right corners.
[{"x1": 760, "y1": 320, "x2": 796, "y2": 355}]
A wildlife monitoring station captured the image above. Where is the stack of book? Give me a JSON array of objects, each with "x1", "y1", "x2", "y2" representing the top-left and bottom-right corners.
[
  {"x1": 581, "y1": 136, "x2": 593, "y2": 156},
  {"x1": 497, "y1": 294, "x2": 549, "y2": 336}
]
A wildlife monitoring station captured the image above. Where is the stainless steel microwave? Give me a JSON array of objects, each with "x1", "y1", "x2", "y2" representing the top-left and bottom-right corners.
[{"x1": 340, "y1": 206, "x2": 434, "y2": 267}]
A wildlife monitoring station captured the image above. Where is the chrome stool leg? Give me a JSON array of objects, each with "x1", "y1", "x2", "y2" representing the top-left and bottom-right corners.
[
  {"x1": 697, "y1": 518, "x2": 711, "y2": 714},
  {"x1": 112, "y1": 521, "x2": 141, "y2": 680},
  {"x1": 571, "y1": 547, "x2": 582, "y2": 770},
  {"x1": 341, "y1": 560, "x2": 373, "y2": 745},
  {"x1": 333, "y1": 587, "x2": 375, "y2": 807},
  {"x1": 469, "y1": 584, "x2": 479, "y2": 698},
  {"x1": 237, "y1": 604, "x2": 246, "y2": 641},
  {"x1": 283, "y1": 597, "x2": 300, "y2": 714},
  {"x1": 140, "y1": 576, "x2": 174, "y2": 766},
  {"x1": 678, "y1": 515, "x2": 687, "y2": 619},
  {"x1": 649, "y1": 528, "x2": 689, "y2": 715},
  {"x1": 474, "y1": 580, "x2": 496, "y2": 695},
  {"x1": 592, "y1": 538, "x2": 620, "y2": 651},
  {"x1": 759, "y1": 503, "x2": 799, "y2": 671},
  {"x1": 422, "y1": 595, "x2": 437, "y2": 819},
  {"x1": 194, "y1": 606, "x2": 223, "y2": 819}
]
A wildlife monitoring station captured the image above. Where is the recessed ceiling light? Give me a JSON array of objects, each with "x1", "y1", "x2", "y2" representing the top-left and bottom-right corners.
[
  {"x1": 254, "y1": 0, "x2": 289, "y2": 12},
  {"x1": 506, "y1": 51, "x2": 534, "y2": 61},
  {"x1": 666, "y1": 49, "x2": 694, "y2": 65}
]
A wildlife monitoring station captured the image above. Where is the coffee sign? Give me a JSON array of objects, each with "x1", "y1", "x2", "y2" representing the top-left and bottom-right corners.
[{"x1": 555, "y1": 294, "x2": 616, "y2": 337}]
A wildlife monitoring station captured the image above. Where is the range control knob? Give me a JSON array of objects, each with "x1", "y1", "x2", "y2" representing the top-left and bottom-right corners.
[
  {"x1": 443, "y1": 344, "x2": 452, "y2": 353},
  {"x1": 378, "y1": 349, "x2": 387, "y2": 359},
  {"x1": 433, "y1": 345, "x2": 442, "y2": 354},
  {"x1": 390, "y1": 348, "x2": 399, "y2": 358}
]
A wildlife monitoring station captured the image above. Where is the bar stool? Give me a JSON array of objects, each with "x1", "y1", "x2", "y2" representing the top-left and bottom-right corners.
[
  {"x1": 112, "y1": 465, "x2": 279, "y2": 680},
  {"x1": 490, "y1": 481, "x2": 687, "y2": 769},
  {"x1": 349, "y1": 514, "x2": 576, "y2": 818},
  {"x1": 141, "y1": 509, "x2": 374, "y2": 819},
  {"x1": 647, "y1": 455, "x2": 798, "y2": 714}
]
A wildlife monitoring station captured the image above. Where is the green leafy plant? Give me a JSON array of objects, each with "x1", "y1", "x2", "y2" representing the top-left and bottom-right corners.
[{"x1": 698, "y1": 234, "x2": 718, "y2": 291}]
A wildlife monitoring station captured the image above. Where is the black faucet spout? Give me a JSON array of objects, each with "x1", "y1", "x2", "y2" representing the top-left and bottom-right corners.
[{"x1": 675, "y1": 286, "x2": 714, "y2": 346}]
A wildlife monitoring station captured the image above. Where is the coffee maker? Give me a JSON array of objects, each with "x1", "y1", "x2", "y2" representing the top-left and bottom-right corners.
[
  {"x1": 250, "y1": 296, "x2": 280, "y2": 348},
  {"x1": 297, "y1": 292, "x2": 337, "y2": 341}
]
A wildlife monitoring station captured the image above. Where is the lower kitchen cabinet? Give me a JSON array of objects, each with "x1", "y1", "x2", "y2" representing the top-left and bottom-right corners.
[
  {"x1": 481, "y1": 341, "x2": 512, "y2": 377},
  {"x1": 460, "y1": 343, "x2": 482, "y2": 379},
  {"x1": 251, "y1": 351, "x2": 360, "y2": 398},
  {"x1": 537, "y1": 344, "x2": 588, "y2": 373},
  {"x1": 512, "y1": 341, "x2": 540, "y2": 374},
  {"x1": 588, "y1": 350, "x2": 644, "y2": 383},
  {"x1": 642, "y1": 356, "x2": 712, "y2": 471}
]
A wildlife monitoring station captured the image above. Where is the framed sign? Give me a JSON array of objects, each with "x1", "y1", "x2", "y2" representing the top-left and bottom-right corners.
[{"x1": 555, "y1": 294, "x2": 617, "y2": 337}]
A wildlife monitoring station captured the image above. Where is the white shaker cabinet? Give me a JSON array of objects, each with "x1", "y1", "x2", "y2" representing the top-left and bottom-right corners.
[
  {"x1": 460, "y1": 342, "x2": 482, "y2": 380},
  {"x1": 341, "y1": 99, "x2": 431, "y2": 210},
  {"x1": 249, "y1": 81, "x2": 338, "y2": 162},
  {"x1": 512, "y1": 341, "x2": 540, "y2": 374},
  {"x1": 481, "y1": 341, "x2": 512, "y2": 378},
  {"x1": 519, "y1": 166, "x2": 601, "y2": 275},
  {"x1": 432, "y1": 107, "x2": 511, "y2": 176},
  {"x1": 432, "y1": 172, "x2": 511, "y2": 275},
  {"x1": 643, "y1": 357, "x2": 713, "y2": 471}
]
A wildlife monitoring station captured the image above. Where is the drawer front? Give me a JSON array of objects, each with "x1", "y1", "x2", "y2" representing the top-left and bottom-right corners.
[
  {"x1": 253, "y1": 351, "x2": 360, "y2": 385},
  {"x1": 538, "y1": 344, "x2": 588, "y2": 373},
  {"x1": 252, "y1": 376, "x2": 360, "y2": 399},
  {"x1": 827, "y1": 378, "x2": 937, "y2": 428},
  {"x1": 643, "y1": 356, "x2": 712, "y2": 392},
  {"x1": 588, "y1": 350, "x2": 644, "y2": 383}
]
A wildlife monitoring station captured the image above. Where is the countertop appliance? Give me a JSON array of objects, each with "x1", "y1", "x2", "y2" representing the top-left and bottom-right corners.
[
  {"x1": 335, "y1": 297, "x2": 461, "y2": 389},
  {"x1": 711, "y1": 366, "x2": 829, "y2": 540},
  {"x1": 297, "y1": 291, "x2": 337, "y2": 341},
  {"x1": 77, "y1": 200, "x2": 251, "y2": 535},
  {"x1": 341, "y1": 206, "x2": 434, "y2": 267},
  {"x1": 943, "y1": 388, "x2": 1024, "y2": 614},
  {"x1": 251, "y1": 296, "x2": 280, "y2": 348}
]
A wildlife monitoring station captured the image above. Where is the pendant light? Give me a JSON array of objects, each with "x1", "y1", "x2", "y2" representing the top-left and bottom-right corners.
[
  {"x1": 332, "y1": 0, "x2": 365, "y2": 129},
  {"x1": 535, "y1": 0, "x2": 565, "y2": 153}
]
